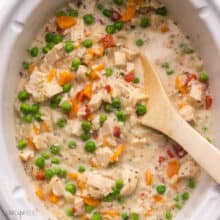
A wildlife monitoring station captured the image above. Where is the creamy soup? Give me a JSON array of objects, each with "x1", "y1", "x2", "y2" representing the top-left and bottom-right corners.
[{"x1": 14, "y1": 0, "x2": 213, "y2": 219}]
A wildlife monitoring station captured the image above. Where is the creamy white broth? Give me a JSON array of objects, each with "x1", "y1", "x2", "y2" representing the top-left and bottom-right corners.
[{"x1": 14, "y1": 1, "x2": 213, "y2": 220}]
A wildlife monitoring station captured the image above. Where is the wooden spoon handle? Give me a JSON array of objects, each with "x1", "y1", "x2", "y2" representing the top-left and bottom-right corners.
[{"x1": 167, "y1": 112, "x2": 220, "y2": 184}]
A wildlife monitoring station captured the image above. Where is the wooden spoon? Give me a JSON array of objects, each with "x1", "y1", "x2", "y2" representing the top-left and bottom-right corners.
[{"x1": 140, "y1": 54, "x2": 220, "y2": 184}]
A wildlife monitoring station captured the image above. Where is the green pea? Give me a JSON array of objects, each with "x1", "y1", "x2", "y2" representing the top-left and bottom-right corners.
[
  {"x1": 156, "y1": 6, "x2": 168, "y2": 16},
  {"x1": 30, "y1": 47, "x2": 39, "y2": 57},
  {"x1": 56, "y1": 10, "x2": 67, "y2": 16},
  {"x1": 181, "y1": 192, "x2": 189, "y2": 201},
  {"x1": 103, "y1": 103, "x2": 112, "y2": 112},
  {"x1": 54, "y1": 168, "x2": 67, "y2": 178},
  {"x1": 68, "y1": 140, "x2": 77, "y2": 149},
  {"x1": 71, "y1": 58, "x2": 81, "y2": 71},
  {"x1": 23, "y1": 114, "x2": 33, "y2": 123},
  {"x1": 99, "y1": 114, "x2": 107, "y2": 125},
  {"x1": 78, "y1": 165, "x2": 86, "y2": 173},
  {"x1": 64, "y1": 41, "x2": 74, "y2": 53},
  {"x1": 53, "y1": 34, "x2": 63, "y2": 44},
  {"x1": 65, "y1": 183, "x2": 76, "y2": 194},
  {"x1": 17, "y1": 139, "x2": 27, "y2": 150},
  {"x1": 57, "y1": 118, "x2": 67, "y2": 128},
  {"x1": 50, "y1": 145, "x2": 60, "y2": 154},
  {"x1": 166, "y1": 69, "x2": 174, "y2": 75},
  {"x1": 20, "y1": 103, "x2": 32, "y2": 114},
  {"x1": 136, "y1": 39, "x2": 144, "y2": 47},
  {"x1": 113, "y1": 0, "x2": 123, "y2": 5},
  {"x1": 22, "y1": 61, "x2": 30, "y2": 70},
  {"x1": 83, "y1": 39, "x2": 93, "y2": 48},
  {"x1": 60, "y1": 101, "x2": 72, "y2": 113},
  {"x1": 105, "y1": 25, "x2": 116, "y2": 34},
  {"x1": 50, "y1": 94, "x2": 62, "y2": 108},
  {"x1": 45, "y1": 169, "x2": 54, "y2": 180},
  {"x1": 66, "y1": 208, "x2": 74, "y2": 216},
  {"x1": 69, "y1": 9, "x2": 78, "y2": 17},
  {"x1": 188, "y1": 179, "x2": 196, "y2": 189},
  {"x1": 45, "y1": 32, "x2": 55, "y2": 43},
  {"x1": 85, "y1": 205, "x2": 94, "y2": 213},
  {"x1": 121, "y1": 212, "x2": 128, "y2": 220},
  {"x1": 162, "y1": 62, "x2": 170, "y2": 68},
  {"x1": 156, "y1": 185, "x2": 166, "y2": 195},
  {"x1": 18, "y1": 90, "x2": 29, "y2": 102},
  {"x1": 81, "y1": 120, "x2": 92, "y2": 133},
  {"x1": 115, "y1": 179, "x2": 123, "y2": 190},
  {"x1": 35, "y1": 157, "x2": 45, "y2": 169},
  {"x1": 31, "y1": 104, "x2": 39, "y2": 114},
  {"x1": 105, "y1": 67, "x2": 113, "y2": 77},
  {"x1": 42, "y1": 46, "x2": 50, "y2": 54},
  {"x1": 103, "y1": 8, "x2": 113, "y2": 17},
  {"x1": 140, "y1": 17, "x2": 150, "y2": 28},
  {"x1": 63, "y1": 82, "x2": 72, "y2": 93},
  {"x1": 165, "y1": 211, "x2": 172, "y2": 219},
  {"x1": 84, "y1": 141, "x2": 96, "y2": 153},
  {"x1": 80, "y1": 133, "x2": 91, "y2": 141},
  {"x1": 130, "y1": 213, "x2": 139, "y2": 220},
  {"x1": 136, "y1": 104, "x2": 147, "y2": 116},
  {"x1": 199, "y1": 72, "x2": 209, "y2": 82},
  {"x1": 114, "y1": 21, "x2": 124, "y2": 30},
  {"x1": 34, "y1": 113, "x2": 42, "y2": 121},
  {"x1": 91, "y1": 213, "x2": 102, "y2": 220},
  {"x1": 175, "y1": 203, "x2": 182, "y2": 209},
  {"x1": 112, "y1": 97, "x2": 121, "y2": 109},
  {"x1": 116, "y1": 111, "x2": 126, "y2": 122},
  {"x1": 83, "y1": 14, "x2": 95, "y2": 25},
  {"x1": 133, "y1": 77, "x2": 140, "y2": 84},
  {"x1": 51, "y1": 157, "x2": 60, "y2": 164},
  {"x1": 41, "y1": 152, "x2": 50, "y2": 159}
]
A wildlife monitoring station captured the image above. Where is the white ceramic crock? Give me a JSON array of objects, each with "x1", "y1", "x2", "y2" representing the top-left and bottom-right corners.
[{"x1": 0, "y1": 0, "x2": 220, "y2": 219}]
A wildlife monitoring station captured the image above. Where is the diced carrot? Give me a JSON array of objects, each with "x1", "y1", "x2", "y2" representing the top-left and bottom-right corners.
[
  {"x1": 82, "y1": 197, "x2": 101, "y2": 207},
  {"x1": 145, "y1": 171, "x2": 153, "y2": 186},
  {"x1": 160, "y1": 24, "x2": 170, "y2": 33},
  {"x1": 81, "y1": 215, "x2": 88, "y2": 220},
  {"x1": 35, "y1": 171, "x2": 45, "y2": 180},
  {"x1": 101, "y1": 34, "x2": 115, "y2": 48},
  {"x1": 102, "y1": 137, "x2": 112, "y2": 148},
  {"x1": 40, "y1": 121, "x2": 51, "y2": 132},
  {"x1": 90, "y1": 160, "x2": 98, "y2": 168},
  {"x1": 166, "y1": 159, "x2": 180, "y2": 178},
  {"x1": 178, "y1": 102, "x2": 187, "y2": 109},
  {"x1": 82, "y1": 84, "x2": 92, "y2": 100},
  {"x1": 121, "y1": 3, "x2": 136, "y2": 22},
  {"x1": 89, "y1": 71, "x2": 100, "y2": 80},
  {"x1": 56, "y1": 16, "x2": 77, "y2": 29},
  {"x1": 28, "y1": 63, "x2": 35, "y2": 74},
  {"x1": 153, "y1": 194, "x2": 164, "y2": 203},
  {"x1": 78, "y1": 181, "x2": 86, "y2": 190},
  {"x1": 95, "y1": 46, "x2": 104, "y2": 57},
  {"x1": 101, "y1": 210, "x2": 120, "y2": 217},
  {"x1": 35, "y1": 187, "x2": 44, "y2": 200},
  {"x1": 27, "y1": 137, "x2": 36, "y2": 149},
  {"x1": 109, "y1": 144, "x2": 125, "y2": 163},
  {"x1": 69, "y1": 172, "x2": 78, "y2": 180},
  {"x1": 47, "y1": 69, "x2": 57, "y2": 82},
  {"x1": 33, "y1": 125, "x2": 40, "y2": 135},
  {"x1": 175, "y1": 76, "x2": 188, "y2": 94},
  {"x1": 92, "y1": 64, "x2": 105, "y2": 72},
  {"x1": 58, "y1": 71, "x2": 74, "y2": 86},
  {"x1": 87, "y1": 48, "x2": 95, "y2": 56},
  {"x1": 48, "y1": 193, "x2": 60, "y2": 203},
  {"x1": 69, "y1": 98, "x2": 79, "y2": 119},
  {"x1": 144, "y1": 208, "x2": 154, "y2": 217}
]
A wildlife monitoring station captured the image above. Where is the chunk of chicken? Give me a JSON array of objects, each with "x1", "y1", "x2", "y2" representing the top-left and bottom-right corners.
[
  {"x1": 49, "y1": 177, "x2": 65, "y2": 197},
  {"x1": 73, "y1": 197, "x2": 84, "y2": 216},
  {"x1": 178, "y1": 160, "x2": 199, "y2": 179},
  {"x1": 69, "y1": 119, "x2": 82, "y2": 136},
  {"x1": 25, "y1": 70, "x2": 62, "y2": 102},
  {"x1": 94, "y1": 147, "x2": 113, "y2": 168},
  {"x1": 84, "y1": 172, "x2": 115, "y2": 199},
  {"x1": 122, "y1": 48, "x2": 139, "y2": 61},
  {"x1": 189, "y1": 83, "x2": 203, "y2": 102},
  {"x1": 69, "y1": 19, "x2": 85, "y2": 41},
  {"x1": 19, "y1": 148, "x2": 34, "y2": 161},
  {"x1": 120, "y1": 166, "x2": 139, "y2": 196},
  {"x1": 114, "y1": 51, "x2": 126, "y2": 67},
  {"x1": 76, "y1": 65, "x2": 89, "y2": 81},
  {"x1": 179, "y1": 105, "x2": 195, "y2": 122},
  {"x1": 126, "y1": 62, "x2": 135, "y2": 72}
]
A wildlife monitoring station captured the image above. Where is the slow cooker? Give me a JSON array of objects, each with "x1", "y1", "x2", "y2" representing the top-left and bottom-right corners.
[{"x1": 0, "y1": 0, "x2": 220, "y2": 219}]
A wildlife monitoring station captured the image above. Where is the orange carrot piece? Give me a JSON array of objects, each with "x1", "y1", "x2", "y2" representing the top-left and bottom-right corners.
[
  {"x1": 144, "y1": 208, "x2": 154, "y2": 217},
  {"x1": 145, "y1": 171, "x2": 153, "y2": 186},
  {"x1": 101, "y1": 210, "x2": 120, "y2": 217},
  {"x1": 47, "y1": 69, "x2": 57, "y2": 82},
  {"x1": 82, "y1": 197, "x2": 101, "y2": 207},
  {"x1": 33, "y1": 125, "x2": 40, "y2": 135},
  {"x1": 69, "y1": 98, "x2": 79, "y2": 119},
  {"x1": 48, "y1": 193, "x2": 60, "y2": 203},
  {"x1": 153, "y1": 194, "x2": 164, "y2": 203},
  {"x1": 109, "y1": 144, "x2": 125, "y2": 163},
  {"x1": 35, "y1": 187, "x2": 44, "y2": 200},
  {"x1": 175, "y1": 76, "x2": 188, "y2": 94},
  {"x1": 82, "y1": 84, "x2": 92, "y2": 100},
  {"x1": 89, "y1": 71, "x2": 100, "y2": 80},
  {"x1": 166, "y1": 159, "x2": 180, "y2": 178},
  {"x1": 56, "y1": 16, "x2": 77, "y2": 29},
  {"x1": 69, "y1": 172, "x2": 78, "y2": 180},
  {"x1": 28, "y1": 63, "x2": 35, "y2": 74},
  {"x1": 40, "y1": 121, "x2": 51, "y2": 132},
  {"x1": 27, "y1": 137, "x2": 36, "y2": 149},
  {"x1": 121, "y1": 3, "x2": 136, "y2": 22},
  {"x1": 58, "y1": 71, "x2": 74, "y2": 86},
  {"x1": 160, "y1": 24, "x2": 170, "y2": 33}
]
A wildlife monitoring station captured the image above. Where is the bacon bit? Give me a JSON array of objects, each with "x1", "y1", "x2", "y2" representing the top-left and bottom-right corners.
[
  {"x1": 44, "y1": 26, "x2": 49, "y2": 32},
  {"x1": 101, "y1": 210, "x2": 120, "y2": 217},
  {"x1": 40, "y1": 121, "x2": 51, "y2": 132},
  {"x1": 139, "y1": 192, "x2": 145, "y2": 199},
  {"x1": 109, "y1": 144, "x2": 125, "y2": 163},
  {"x1": 72, "y1": 207, "x2": 77, "y2": 213},
  {"x1": 28, "y1": 63, "x2": 35, "y2": 74},
  {"x1": 160, "y1": 24, "x2": 170, "y2": 33},
  {"x1": 167, "y1": 149, "x2": 175, "y2": 158},
  {"x1": 121, "y1": 2, "x2": 136, "y2": 22},
  {"x1": 124, "y1": 72, "x2": 135, "y2": 82},
  {"x1": 111, "y1": 10, "x2": 122, "y2": 21},
  {"x1": 105, "y1": 84, "x2": 112, "y2": 95},
  {"x1": 166, "y1": 159, "x2": 180, "y2": 178},
  {"x1": 58, "y1": 71, "x2": 74, "y2": 86},
  {"x1": 47, "y1": 69, "x2": 57, "y2": 82},
  {"x1": 69, "y1": 98, "x2": 79, "y2": 119},
  {"x1": 172, "y1": 143, "x2": 187, "y2": 158},
  {"x1": 35, "y1": 187, "x2": 44, "y2": 200},
  {"x1": 27, "y1": 137, "x2": 36, "y2": 149},
  {"x1": 81, "y1": 197, "x2": 101, "y2": 207},
  {"x1": 159, "y1": 156, "x2": 166, "y2": 164},
  {"x1": 48, "y1": 193, "x2": 60, "y2": 203},
  {"x1": 185, "y1": 72, "x2": 197, "y2": 86},
  {"x1": 101, "y1": 34, "x2": 115, "y2": 48},
  {"x1": 56, "y1": 16, "x2": 77, "y2": 30},
  {"x1": 205, "y1": 95, "x2": 213, "y2": 109},
  {"x1": 144, "y1": 208, "x2": 154, "y2": 217},
  {"x1": 145, "y1": 171, "x2": 153, "y2": 186},
  {"x1": 113, "y1": 126, "x2": 121, "y2": 138},
  {"x1": 35, "y1": 171, "x2": 45, "y2": 180},
  {"x1": 97, "y1": 18, "x2": 105, "y2": 25},
  {"x1": 153, "y1": 194, "x2": 164, "y2": 203},
  {"x1": 69, "y1": 172, "x2": 78, "y2": 180}
]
